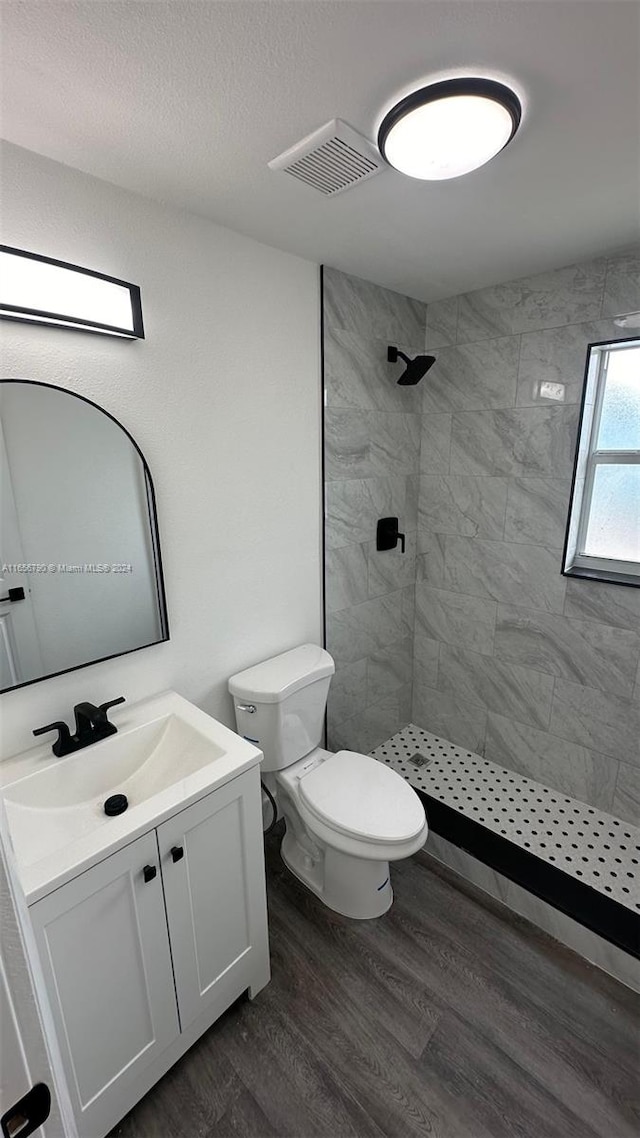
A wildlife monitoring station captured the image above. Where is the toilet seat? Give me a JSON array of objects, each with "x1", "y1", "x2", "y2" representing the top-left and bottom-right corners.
[{"x1": 299, "y1": 750, "x2": 426, "y2": 845}]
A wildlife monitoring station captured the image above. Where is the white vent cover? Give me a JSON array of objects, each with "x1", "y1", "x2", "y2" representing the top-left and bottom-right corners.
[{"x1": 268, "y1": 119, "x2": 383, "y2": 196}]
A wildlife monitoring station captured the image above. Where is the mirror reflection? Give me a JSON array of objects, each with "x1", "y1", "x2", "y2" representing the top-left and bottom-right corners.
[{"x1": 0, "y1": 380, "x2": 168, "y2": 692}]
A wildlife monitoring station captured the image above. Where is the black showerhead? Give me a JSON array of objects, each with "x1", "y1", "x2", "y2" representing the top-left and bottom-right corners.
[{"x1": 387, "y1": 345, "x2": 436, "y2": 385}]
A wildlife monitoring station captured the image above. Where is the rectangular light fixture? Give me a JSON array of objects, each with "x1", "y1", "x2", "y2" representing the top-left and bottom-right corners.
[{"x1": 0, "y1": 245, "x2": 144, "y2": 339}]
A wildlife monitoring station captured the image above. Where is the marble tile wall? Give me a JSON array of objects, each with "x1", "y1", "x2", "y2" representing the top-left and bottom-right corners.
[
  {"x1": 323, "y1": 266, "x2": 426, "y2": 752},
  {"x1": 414, "y1": 245, "x2": 640, "y2": 826}
]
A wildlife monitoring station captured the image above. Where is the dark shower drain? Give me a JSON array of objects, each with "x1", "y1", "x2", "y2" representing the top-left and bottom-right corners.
[{"x1": 408, "y1": 753, "x2": 432, "y2": 768}]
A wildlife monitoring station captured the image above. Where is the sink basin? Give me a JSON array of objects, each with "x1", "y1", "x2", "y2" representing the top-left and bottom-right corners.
[{"x1": 1, "y1": 691, "x2": 262, "y2": 902}]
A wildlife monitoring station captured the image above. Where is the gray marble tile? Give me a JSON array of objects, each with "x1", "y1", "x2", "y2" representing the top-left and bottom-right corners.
[
  {"x1": 397, "y1": 680, "x2": 413, "y2": 724},
  {"x1": 449, "y1": 406, "x2": 579, "y2": 477},
  {"x1": 563, "y1": 577, "x2": 640, "y2": 632},
  {"x1": 456, "y1": 258, "x2": 607, "y2": 343},
  {"x1": 325, "y1": 476, "x2": 413, "y2": 549},
  {"x1": 504, "y1": 477, "x2": 572, "y2": 547},
  {"x1": 326, "y1": 659, "x2": 368, "y2": 727},
  {"x1": 484, "y1": 713, "x2": 619, "y2": 811},
  {"x1": 324, "y1": 328, "x2": 425, "y2": 413},
  {"x1": 329, "y1": 685, "x2": 412, "y2": 754},
  {"x1": 416, "y1": 584, "x2": 496, "y2": 656},
  {"x1": 325, "y1": 409, "x2": 421, "y2": 481},
  {"x1": 416, "y1": 529, "x2": 447, "y2": 586},
  {"x1": 511, "y1": 259, "x2": 608, "y2": 333},
  {"x1": 401, "y1": 585, "x2": 416, "y2": 637},
  {"x1": 418, "y1": 475, "x2": 507, "y2": 539},
  {"x1": 456, "y1": 283, "x2": 516, "y2": 343},
  {"x1": 437, "y1": 645, "x2": 554, "y2": 729},
  {"x1": 495, "y1": 604, "x2": 640, "y2": 697},
  {"x1": 422, "y1": 336, "x2": 519, "y2": 413},
  {"x1": 326, "y1": 591, "x2": 404, "y2": 664},
  {"x1": 420, "y1": 414, "x2": 452, "y2": 474},
  {"x1": 612, "y1": 762, "x2": 640, "y2": 826},
  {"x1": 516, "y1": 320, "x2": 625, "y2": 407},
  {"x1": 412, "y1": 684, "x2": 488, "y2": 753},
  {"x1": 425, "y1": 296, "x2": 458, "y2": 349},
  {"x1": 405, "y1": 473, "x2": 419, "y2": 532},
  {"x1": 549, "y1": 679, "x2": 640, "y2": 765},
  {"x1": 601, "y1": 245, "x2": 640, "y2": 318},
  {"x1": 325, "y1": 543, "x2": 369, "y2": 613},
  {"x1": 413, "y1": 634, "x2": 440, "y2": 690},
  {"x1": 367, "y1": 636, "x2": 413, "y2": 704},
  {"x1": 443, "y1": 536, "x2": 566, "y2": 613},
  {"x1": 326, "y1": 716, "x2": 355, "y2": 754},
  {"x1": 323, "y1": 266, "x2": 426, "y2": 343},
  {"x1": 367, "y1": 530, "x2": 416, "y2": 598}
]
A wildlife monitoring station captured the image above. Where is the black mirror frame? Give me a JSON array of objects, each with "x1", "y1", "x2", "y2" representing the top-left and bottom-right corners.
[{"x1": 0, "y1": 379, "x2": 169, "y2": 694}]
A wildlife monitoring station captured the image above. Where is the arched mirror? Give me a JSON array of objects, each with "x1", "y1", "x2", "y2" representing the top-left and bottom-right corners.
[{"x1": 0, "y1": 380, "x2": 169, "y2": 692}]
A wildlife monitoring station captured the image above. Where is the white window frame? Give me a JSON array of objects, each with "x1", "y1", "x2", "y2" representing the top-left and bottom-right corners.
[{"x1": 563, "y1": 337, "x2": 640, "y2": 586}]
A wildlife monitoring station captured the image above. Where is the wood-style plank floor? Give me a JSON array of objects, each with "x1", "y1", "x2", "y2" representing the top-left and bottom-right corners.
[{"x1": 112, "y1": 831, "x2": 640, "y2": 1138}]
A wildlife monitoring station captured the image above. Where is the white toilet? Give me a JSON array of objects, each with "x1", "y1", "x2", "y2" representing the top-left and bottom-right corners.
[{"x1": 229, "y1": 644, "x2": 428, "y2": 919}]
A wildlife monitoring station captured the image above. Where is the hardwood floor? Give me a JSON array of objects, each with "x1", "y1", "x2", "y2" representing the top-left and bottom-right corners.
[{"x1": 111, "y1": 830, "x2": 640, "y2": 1138}]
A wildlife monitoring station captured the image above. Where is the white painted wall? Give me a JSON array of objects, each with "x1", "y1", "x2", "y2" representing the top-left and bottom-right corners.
[{"x1": 0, "y1": 141, "x2": 322, "y2": 758}]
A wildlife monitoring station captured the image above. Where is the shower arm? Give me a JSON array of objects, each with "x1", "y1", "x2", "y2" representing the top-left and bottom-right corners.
[{"x1": 387, "y1": 345, "x2": 410, "y2": 365}]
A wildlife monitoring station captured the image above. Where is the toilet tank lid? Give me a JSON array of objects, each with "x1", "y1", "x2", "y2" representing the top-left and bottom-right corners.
[{"x1": 228, "y1": 644, "x2": 335, "y2": 703}]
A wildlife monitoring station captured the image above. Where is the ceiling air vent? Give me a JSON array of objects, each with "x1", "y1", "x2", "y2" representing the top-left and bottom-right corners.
[{"x1": 268, "y1": 119, "x2": 383, "y2": 196}]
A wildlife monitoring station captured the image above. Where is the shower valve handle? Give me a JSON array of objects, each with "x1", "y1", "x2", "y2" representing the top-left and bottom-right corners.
[{"x1": 376, "y1": 517, "x2": 405, "y2": 554}]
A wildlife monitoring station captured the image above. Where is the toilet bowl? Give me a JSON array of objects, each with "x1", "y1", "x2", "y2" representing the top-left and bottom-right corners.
[{"x1": 229, "y1": 644, "x2": 428, "y2": 919}]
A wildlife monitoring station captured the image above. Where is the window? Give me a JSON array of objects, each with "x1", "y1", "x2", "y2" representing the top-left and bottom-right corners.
[{"x1": 563, "y1": 338, "x2": 639, "y2": 586}]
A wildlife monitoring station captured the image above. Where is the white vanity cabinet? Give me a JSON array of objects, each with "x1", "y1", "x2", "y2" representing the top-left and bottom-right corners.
[
  {"x1": 158, "y1": 772, "x2": 270, "y2": 1033},
  {"x1": 30, "y1": 830, "x2": 179, "y2": 1136},
  {"x1": 29, "y1": 769, "x2": 270, "y2": 1138}
]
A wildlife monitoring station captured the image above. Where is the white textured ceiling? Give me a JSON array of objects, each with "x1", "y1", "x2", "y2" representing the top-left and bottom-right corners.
[{"x1": 1, "y1": 0, "x2": 639, "y2": 301}]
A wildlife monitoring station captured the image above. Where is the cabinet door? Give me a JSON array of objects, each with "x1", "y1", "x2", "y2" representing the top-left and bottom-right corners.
[
  {"x1": 30, "y1": 831, "x2": 179, "y2": 1138},
  {"x1": 158, "y1": 769, "x2": 270, "y2": 1033}
]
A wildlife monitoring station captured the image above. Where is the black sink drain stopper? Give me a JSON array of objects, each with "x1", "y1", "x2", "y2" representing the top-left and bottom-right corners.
[{"x1": 104, "y1": 793, "x2": 128, "y2": 816}]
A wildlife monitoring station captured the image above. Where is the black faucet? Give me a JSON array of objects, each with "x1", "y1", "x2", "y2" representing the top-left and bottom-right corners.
[{"x1": 33, "y1": 698, "x2": 126, "y2": 757}]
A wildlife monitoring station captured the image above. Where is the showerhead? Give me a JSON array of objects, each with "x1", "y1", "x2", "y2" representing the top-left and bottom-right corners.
[{"x1": 387, "y1": 345, "x2": 436, "y2": 385}]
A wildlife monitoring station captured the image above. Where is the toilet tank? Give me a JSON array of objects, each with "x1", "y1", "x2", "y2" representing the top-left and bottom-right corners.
[{"x1": 228, "y1": 645, "x2": 335, "y2": 772}]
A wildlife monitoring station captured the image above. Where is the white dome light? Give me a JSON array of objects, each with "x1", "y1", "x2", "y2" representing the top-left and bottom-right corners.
[{"x1": 378, "y1": 78, "x2": 522, "y2": 181}]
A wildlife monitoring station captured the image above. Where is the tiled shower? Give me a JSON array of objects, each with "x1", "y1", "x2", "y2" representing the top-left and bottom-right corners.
[
  {"x1": 324, "y1": 265, "x2": 425, "y2": 751},
  {"x1": 323, "y1": 249, "x2": 640, "y2": 829}
]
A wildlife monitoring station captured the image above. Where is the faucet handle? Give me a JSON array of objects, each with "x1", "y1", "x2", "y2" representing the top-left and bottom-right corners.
[
  {"x1": 33, "y1": 720, "x2": 74, "y2": 758},
  {"x1": 99, "y1": 696, "x2": 126, "y2": 717}
]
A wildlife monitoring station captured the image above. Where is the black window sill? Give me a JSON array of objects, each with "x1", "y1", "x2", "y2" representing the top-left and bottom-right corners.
[{"x1": 563, "y1": 564, "x2": 640, "y2": 589}]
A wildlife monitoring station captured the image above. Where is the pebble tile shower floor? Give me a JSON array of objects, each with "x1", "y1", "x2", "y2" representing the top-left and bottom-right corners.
[{"x1": 370, "y1": 724, "x2": 639, "y2": 914}]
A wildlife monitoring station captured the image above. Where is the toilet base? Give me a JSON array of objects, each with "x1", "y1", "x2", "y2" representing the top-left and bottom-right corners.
[{"x1": 281, "y1": 824, "x2": 393, "y2": 920}]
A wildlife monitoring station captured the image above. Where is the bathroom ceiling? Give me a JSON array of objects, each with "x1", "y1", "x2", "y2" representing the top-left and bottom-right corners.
[{"x1": 1, "y1": 1, "x2": 638, "y2": 302}]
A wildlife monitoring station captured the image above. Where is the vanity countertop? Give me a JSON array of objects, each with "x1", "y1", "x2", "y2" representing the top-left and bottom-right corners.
[{"x1": 0, "y1": 691, "x2": 263, "y2": 904}]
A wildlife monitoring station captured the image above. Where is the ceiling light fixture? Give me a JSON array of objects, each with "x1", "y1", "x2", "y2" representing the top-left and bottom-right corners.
[{"x1": 378, "y1": 77, "x2": 522, "y2": 181}]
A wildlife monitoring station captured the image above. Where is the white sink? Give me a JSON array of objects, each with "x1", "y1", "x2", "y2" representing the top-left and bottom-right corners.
[{"x1": 1, "y1": 691, "x2": 263, "y2": 903}]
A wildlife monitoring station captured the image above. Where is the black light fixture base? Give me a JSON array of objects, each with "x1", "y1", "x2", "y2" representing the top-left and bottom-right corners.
[{"x1": 378, "y1": 76, "x2": 522, "y2": 180}]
